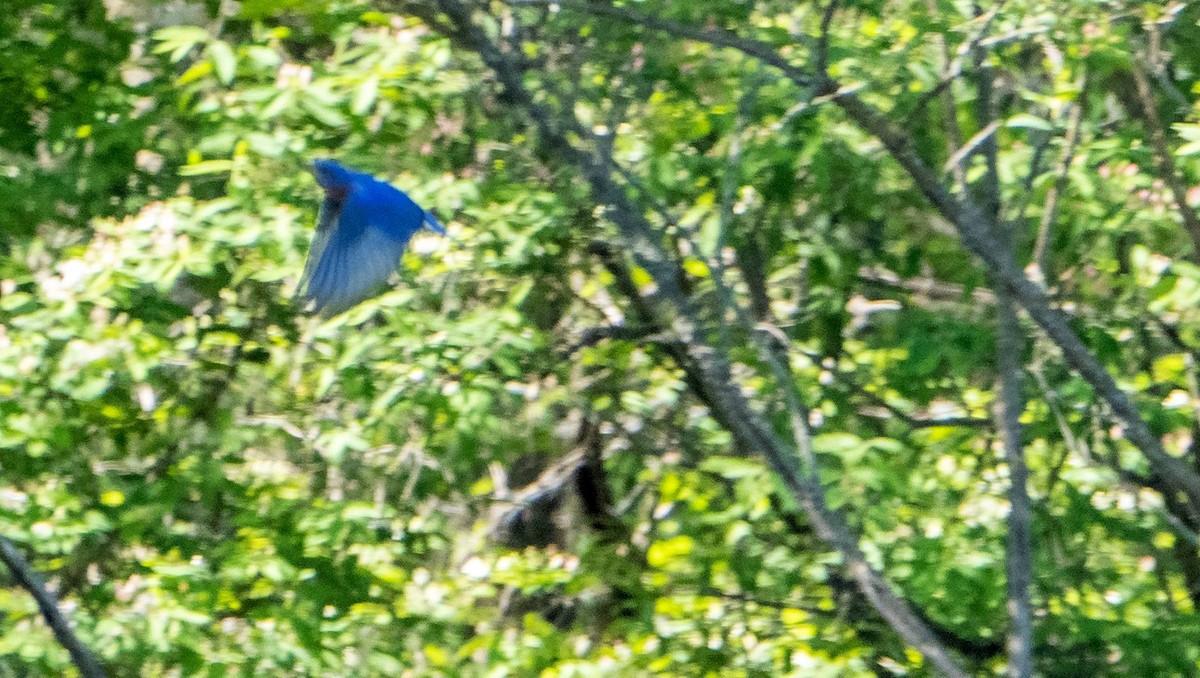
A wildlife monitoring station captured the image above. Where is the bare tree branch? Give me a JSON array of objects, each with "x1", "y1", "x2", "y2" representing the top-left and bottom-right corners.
[
  {"x1": 906, "y1": 2, "x2": 1005, "y2": 138},
  {"x1": 972, "y1": 25, "x2": 1034, "y2": 675},
  {"x1": 561, "y1": 324, "x2": 676, "y2": 356},
  {"x1": 712, "y1": 69, "x2": 761, "y2": 354},
  {"x1": 942, "y1": 120, "x2": 1000, "y2": 175},
  {"x1": 489, "y1": 449, "x2": 587, "y2": 532},
  {"x1": 432, "y1": 2, "x2": 970, "y2": 674},
  {"x1": 515, "y1": 0, "x2": 1200, "y2": 527},
  {"x1": 860, "y1": 406, "x2": 993, "y2": 430},
  {"x1": 850, "y1": 383, "x2": 991, "y2": 430},
  {"x1": 1030, "y1": 83, "x2": 1086, "y2": 283},
  {"x1": 0, "y1": 537, "x2": 105, "y2": 678},
  {"x1": 825, "y1": 86, "x2": 1200, "y2": 517},
  {"x1": 857, "y1": 265, "x2": 997, "y2": 307},
  {"x1": 813, "y1": 0, "x2": 840, "y2": 76}
]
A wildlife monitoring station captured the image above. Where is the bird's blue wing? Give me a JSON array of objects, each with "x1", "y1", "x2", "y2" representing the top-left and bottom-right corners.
[
  {"x1": 300, "y1": 187, "x2": 413, "y2": 317},
  {"x1": 299, "y1": 196, "x2": 339, "y2": 297},
  {"x1": 300, "y1": 164, "x2": 448, "y2": 316},
  {"x1": 358, "y1": 177, "x2": 426, "y2": 241}
]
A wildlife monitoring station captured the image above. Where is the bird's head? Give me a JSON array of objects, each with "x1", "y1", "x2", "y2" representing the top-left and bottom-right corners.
[{"x1": 310, "y1": 158, "x2": 355, "y2": 191}]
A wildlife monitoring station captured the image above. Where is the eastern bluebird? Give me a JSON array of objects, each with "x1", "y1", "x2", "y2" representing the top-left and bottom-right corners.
[{"x1": 299, "y1": 159, "x2": 446, "y2": 316}]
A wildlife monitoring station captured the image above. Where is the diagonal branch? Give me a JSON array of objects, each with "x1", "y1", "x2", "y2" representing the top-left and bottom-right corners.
[
  {"x1": 825, "y1": 87, "x2": 1200, "y2": 516},
  {"x1": 0, "y1": 536, "x2": 105, "y2": 678},
  {"x1": 432, "y1": 2, "x2": 969, "y2": 674},
  {"x1": 942, "y1": 120, "x2": 1000, "y2": 175},
  {"x1": 906, "y1": 3, "x2": 1007, "y2": 128},
  {"x1": 524, "y1": 0, "x2": 1200, "y2": 518}
]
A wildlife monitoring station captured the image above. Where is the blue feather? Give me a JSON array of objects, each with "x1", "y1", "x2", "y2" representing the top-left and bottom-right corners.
[{"x1": 299, "y1": 159, "x2": 446, "y2": 316}]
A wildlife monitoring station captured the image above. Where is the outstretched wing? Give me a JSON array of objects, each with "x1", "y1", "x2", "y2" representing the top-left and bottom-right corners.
[
  {"x1": 300, "y1": 188, "x2": 411, "y2": 317},
  {"x1": 298, "y1": 196, "x2": 339, "y2": 297}
]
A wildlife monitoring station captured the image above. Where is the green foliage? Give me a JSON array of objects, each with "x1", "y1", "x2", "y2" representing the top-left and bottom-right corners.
[{"x1": 3, "y1": 0, "x2": 1200, "y2": 675}]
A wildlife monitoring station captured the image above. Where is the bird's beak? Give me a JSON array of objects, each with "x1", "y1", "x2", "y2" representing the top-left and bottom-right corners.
[{"x1": 308, "y1": 161, "x2": 329, "y2": 189}]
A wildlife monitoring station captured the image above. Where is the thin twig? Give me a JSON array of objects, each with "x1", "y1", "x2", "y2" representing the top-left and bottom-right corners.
[
  {"x1": 852, "y1": 386, "x2": 991, "y2": 430},
  {"x1": 1031, "y1": 366, "x2": 1087, "y2": 473},
  {"x1": 813, "y1": 0, "x2": 840, "y2": 76},
  {"x1": 906, "y1": 3, "x2": 1007, "y2": 128},
  {"x1": 1030, "y1": 80, "x2": 1086, "y2": 283},
  {"x1": 713, "y1": 68, "x2": 761, "y2": 353},
  {"x1": 697, "y1": 587, "x2": 822, "y2": 612},
  {"x1": 1130, "y1": 58, "x2": 1200, "y2": 261},
  {"x1": 561, "y1": 324, "x2": 676, "y2": 356},
  {"x1": 857, "y1": 265, "x2": 997, "y2": 306},
  {"x1": 942, "y1": 120, "x2": 1000, "y2": 175},
  {"x1": 0, "y1": 537, "x2": 105, "y2": 678}
]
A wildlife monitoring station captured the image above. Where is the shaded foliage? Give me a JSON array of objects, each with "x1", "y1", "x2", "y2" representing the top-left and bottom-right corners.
[{"x1": 2, "y1": 0, "x2": 1200, "y2": 675}]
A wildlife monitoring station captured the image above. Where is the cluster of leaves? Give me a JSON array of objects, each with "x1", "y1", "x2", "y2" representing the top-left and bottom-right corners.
[{"x1": 3, "y1": 0, "x2": 1200, "y2": 675}]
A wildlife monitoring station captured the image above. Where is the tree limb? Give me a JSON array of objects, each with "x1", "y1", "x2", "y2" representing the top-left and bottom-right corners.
[
  {"x1": 432, "y1": 2, "x2": 970, "y2": 674},
  {"x1": 813, "y1": 0, "x2": 840, "y2": 76},
  {"x1": 0, "y1": 537, "x2": 105, "y2": 678},
  {"x1": 973, "y1": 26, "x2": 1034, "y2": 675},
  {"x1": 825, "y1": 86, "x2": 1200, "y2": 518},
  {"x1": 526, "y1": 0, "x2": 1200, "y2": 519}
]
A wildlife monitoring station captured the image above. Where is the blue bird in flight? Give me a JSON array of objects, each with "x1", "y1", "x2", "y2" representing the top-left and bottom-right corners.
[{"x1": 299, "y1": 159, "x2": 447, "y2": 316}]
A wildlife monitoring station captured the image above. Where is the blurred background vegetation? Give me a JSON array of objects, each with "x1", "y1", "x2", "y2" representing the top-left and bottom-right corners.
[{"x1": 3, "y1": 0, "x2": 1200, "y2": 675}]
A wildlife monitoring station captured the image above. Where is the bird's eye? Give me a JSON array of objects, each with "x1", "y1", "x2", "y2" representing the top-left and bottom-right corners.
[
  {"x1": 311, "y1": 161, "x2": 335, "y2": 186},
  {"x1": 325, "y1": 185, "x2": 350, "y2": 206}
]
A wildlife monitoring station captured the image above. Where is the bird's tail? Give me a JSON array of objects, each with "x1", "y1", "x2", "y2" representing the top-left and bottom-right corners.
[
  {"x1": 423, "y1": 210, "x2": 463, "y2": 249},
  {"x1": 422, "y1": 211, "x2": 448, "y2": 236}
]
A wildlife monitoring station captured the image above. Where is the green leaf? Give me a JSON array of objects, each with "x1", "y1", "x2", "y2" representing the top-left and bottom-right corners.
[
  {"x1": 207, "y1": 41, "x2": 237, "y2": 85},
  {"x1": 352, "y1": 76, "x2": 379, "y2": 115},
  {"x1": 178, "y1": 160, "x2": 234, "y2": 176},
  {"x1": 1005, "y1": 113, "x2": 1053, "y2": 131},
  {"x1": 699, "y1": 456, "x2": 764, "y2": 479},
  {"x1": 152, "y1": 25, "x2": 210, "y2": 62},
  {"x1": 647, "y1": 536, "x2": 695, "y2": 568},
  {"x1": 301, "y1": 96, "x2": 347, "y2": 127},
  {"x1": 176, "y1": 61, "x2": 213, "y2": 86}
]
